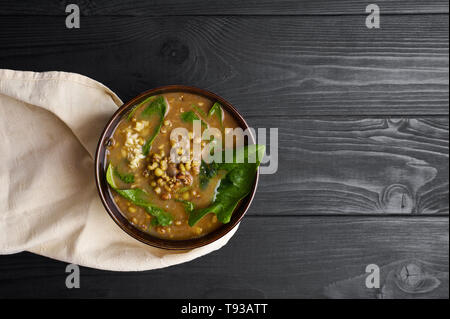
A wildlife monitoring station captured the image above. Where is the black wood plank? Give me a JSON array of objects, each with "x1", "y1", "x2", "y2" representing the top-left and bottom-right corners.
[
  {"x1": 0, "y1": 216, "x2": 447, "y2": 298},
  {"x1": 0, "y1": 15, "x2": 447, "y2": 115},
  {"x1": 0, "y1": 0, "x2": 448, "y2": 16},
  {"x1": 246, "y1": 116, "x2": 449, "y2": 216}
]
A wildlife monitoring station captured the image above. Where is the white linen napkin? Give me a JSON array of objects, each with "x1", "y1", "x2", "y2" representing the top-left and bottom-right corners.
[{"x1": 0, "y1": 69, "x2": 237, "y2": 271}]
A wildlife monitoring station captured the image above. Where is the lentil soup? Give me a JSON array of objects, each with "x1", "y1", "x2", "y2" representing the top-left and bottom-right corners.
[{"x1": 105, "y1": 91, "x2": 263, "y2": 240}]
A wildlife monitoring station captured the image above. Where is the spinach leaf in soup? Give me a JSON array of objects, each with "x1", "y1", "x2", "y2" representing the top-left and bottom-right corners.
[
  {"x1": 208, "y1": 102, "x2": 223, "y2": 128},
  {"x1": 127, "y1": 96, "x2": 155, "y2": 120},
  {"x1": 199, "y1": 160, "x2": 218, "y2": 189},
  {"x1": 188, "y1": 144, "x2": 265, "y2": 226},
  {"x1": 199, "y1": 144, "x2": 262, "y2": 187},
  {"x1": 140, "y1": 96, "x2": 167, "y2": 156},
  {"x1": 114, "y1": 167, "x2": 135, "y2": 184},
  {"x1": 176, "y1": 199, "x2": 195, "y2": 213},
  {"x1": 192, "y1": 104, "x2": 207, "y2": 118},
  {"x1": 180, "y1": 110, "x2": 199, "y2": 122},
  {"x1": 180, "y1": 111, "x2": 207, "y2": 127},
  {"x1": 106, "y1": 163, "x2": 173, "y2": 226}
]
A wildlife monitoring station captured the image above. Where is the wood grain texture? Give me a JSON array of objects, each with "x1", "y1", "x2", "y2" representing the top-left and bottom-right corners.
[
  {"x1": 246, "y1": 117, "x2": 449, "y2": 215},
  {"x1": 0, "y1": 0, "x2": 448, "y2": 16},
  {"x1": 0, "y1": 217, "x2": 447, "y2": 298},
  {"x1": 0, "y1": 14, "x2": 448, "y2": 115}
]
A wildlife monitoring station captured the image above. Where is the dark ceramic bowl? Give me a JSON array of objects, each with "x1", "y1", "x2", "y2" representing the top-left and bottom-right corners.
[{"x1": 95, "y1": 85, "x2": 259, "y2": 250}]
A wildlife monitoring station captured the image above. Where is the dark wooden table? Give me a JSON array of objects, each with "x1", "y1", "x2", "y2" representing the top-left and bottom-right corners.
[{"x1": 0, "y1": 1, "x2": 448, "y2": 298}]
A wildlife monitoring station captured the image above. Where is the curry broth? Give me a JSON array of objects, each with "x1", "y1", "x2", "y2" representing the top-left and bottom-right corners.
[{"x1": 106, "y1": 92, "x2": 239, "y2": 240}]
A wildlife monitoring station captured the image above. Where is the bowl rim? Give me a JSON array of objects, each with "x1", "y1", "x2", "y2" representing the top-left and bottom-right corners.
[{"x1": 94, "y1": 85, "x2": 259, "y2": 250}]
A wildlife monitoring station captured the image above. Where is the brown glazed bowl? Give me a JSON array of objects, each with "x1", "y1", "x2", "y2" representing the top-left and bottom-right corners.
[{"x1": 95, "y1": 85, "x2": 259, "y2": 250}]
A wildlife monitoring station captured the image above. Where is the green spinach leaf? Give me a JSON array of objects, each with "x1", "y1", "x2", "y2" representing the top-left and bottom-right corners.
[
  {"x1": 114, "y1": 167, "x2": 135, "y2": 184},
  {"x1": 106, "y1": 163, "x2": 172, "y2": 226},
  {"x1": 199, "y1": 144, "x2": 263, "y2": 188},
  {"x1": 180, "y1": 110, "x2": 199, "y2": 122},
  {"x1": 141, "y1": 96, "x2": 167, "y2": 156},
  {"x1": 180, "y1": 111, "x2": 207, "y2": 127},
  {"x1": 208, "y1": 102, "x2": 223, "y2": 128},
  {"x1": 127, "y1": 96, "x2": 155, "y2": 120},
  {"x1": 188, "y1": 145, "x2": 265, "y2": 226},
  {"x1": 192, "y1": 104, "x2": 207, "y2": 118},
  {"x1": 176, "y1": 199, "x2": 195, "y2": 213},
  {"x1": 199, "y1": 160, "x2": 219, "y2": 189}
]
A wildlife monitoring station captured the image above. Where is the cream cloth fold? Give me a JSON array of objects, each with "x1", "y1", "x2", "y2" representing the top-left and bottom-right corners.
[{"x1": 0, "y1": 69, "x2": 237, "y2": 271}]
